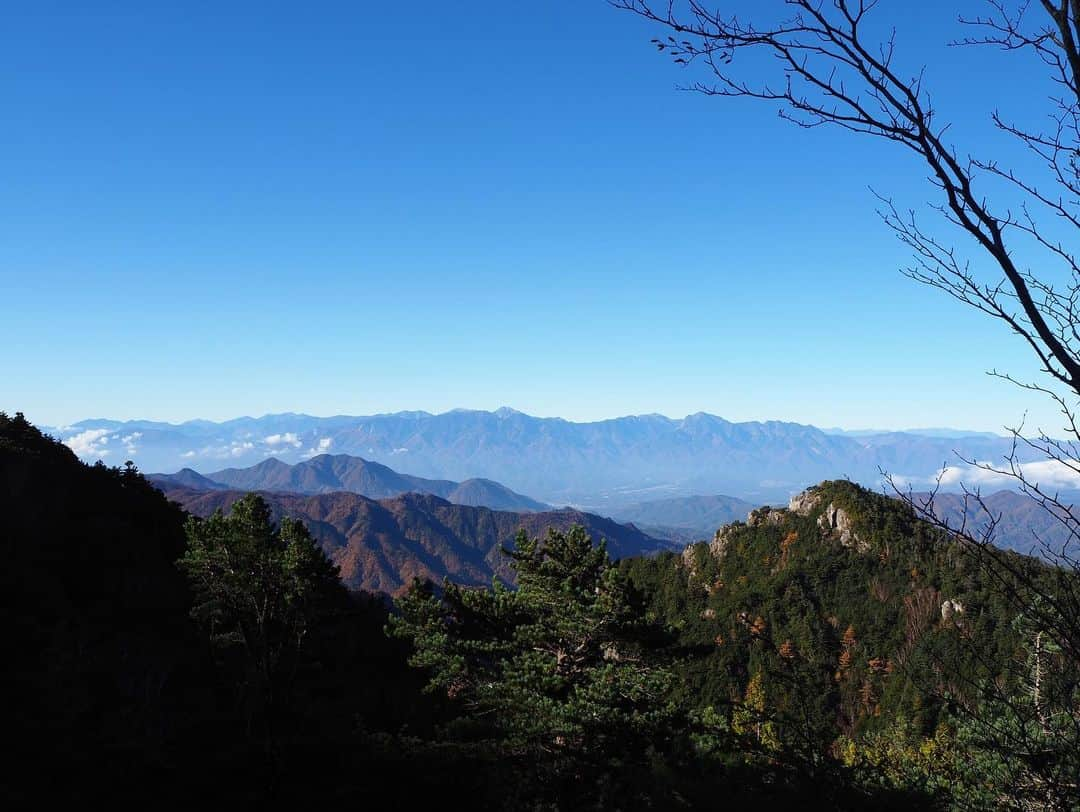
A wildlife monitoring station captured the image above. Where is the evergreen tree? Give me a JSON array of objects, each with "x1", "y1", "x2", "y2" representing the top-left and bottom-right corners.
[
  {"x1": 390, "y1": 525, "x2": 679, "y2": 806},
  {"x1": 179, "y1": 493, "x2": 344, "y2": 739}
]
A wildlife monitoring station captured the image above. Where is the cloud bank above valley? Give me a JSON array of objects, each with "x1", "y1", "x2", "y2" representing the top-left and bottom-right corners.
[{"x1": 892, "y1": 459, "x2": 1080, "y2": 492}]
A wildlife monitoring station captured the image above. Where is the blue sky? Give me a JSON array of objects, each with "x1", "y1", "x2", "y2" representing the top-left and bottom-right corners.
[{"x1": 0, "y1": 1, "x2": 1070, "y2": 434}]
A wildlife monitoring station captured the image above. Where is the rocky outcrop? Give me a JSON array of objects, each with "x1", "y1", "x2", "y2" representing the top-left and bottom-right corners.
[
  {"x1": 747, "y1": 506, "x2": 787, "y2": 527},
  {"x1": 789, "y1": 486, "x2": 867, "y2": 553},
  {"x1": 681, "y1": 544, "x2": 699, "y2": 579},
  {"x1": 789, "y1": 488, "x2": 822, "y2": 516},
  {"x1": 941, "y1": 599, "x2": 965, "y2": 621},
  {"x1": 701, "y1": 485, "x2": 874, "y2": 568},
  {"x1": 818, "y1": 502, "x2": 856, "y2": 546},
  {"x1": 710, "y1": 524, "x2": 737, "y2": 560}
]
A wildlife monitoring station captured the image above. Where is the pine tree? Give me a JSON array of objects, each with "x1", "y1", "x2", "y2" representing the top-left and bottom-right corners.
[
  {"x1": 178, "y1": 493, "x2": 344, "y2": 736},
  {"x1": 389, "y1": 525, "x2": 679, "y2": 803}
]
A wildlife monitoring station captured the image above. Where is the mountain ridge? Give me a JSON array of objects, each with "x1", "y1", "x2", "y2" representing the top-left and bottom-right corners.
[
  {"x1": 56, "y1": 408, "x2": 1036, "y2": 504},
  {"x1": 161, "y1": 485, "x2": 677, "y2": 594},
  {"x1": 150, "y1": 453, "x2": 550, "y2": 512}
]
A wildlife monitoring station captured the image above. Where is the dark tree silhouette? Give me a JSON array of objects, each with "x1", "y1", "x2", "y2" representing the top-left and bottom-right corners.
[
  {"x1": 179, "y1": 493, "x2": 345, "y2": 749},
  {"x1": 612, "y1": 0, "x2": 1080, "y2": 805}
]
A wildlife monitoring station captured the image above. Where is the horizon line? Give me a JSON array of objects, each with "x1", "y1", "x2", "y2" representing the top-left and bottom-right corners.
[{"x1": 38, "y1": 407, "x2": 1007, "y2": 438}]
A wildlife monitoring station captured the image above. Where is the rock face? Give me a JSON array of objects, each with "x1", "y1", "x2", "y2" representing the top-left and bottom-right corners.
[
  {"x1": 790, "y1": 486, "x2": 867, "y2": 552},
  {"x1": 820, "y1": 502, "x2": 868, "y2": 552},
  {"x1": 747, "y1": 506, "x2": 787, "y2": 527},
  {"x1": 681, "y1": 544, "x2": 699, "y2": 579},
  {"x1": 818, "y1": 503, "x2": 853, "y2": 544},
  {"x1": 683, "y1": 521, "x2": 743, "y2": 579},
  {"x1": 941, "y1": 599, "x2": 965, "y2": 621},
  {"x1": 710, "y1": 525, "x2": 736, "y2": 560},
  {"x1": 789, "y1": 488, "x2": 821, "y2": 516}
]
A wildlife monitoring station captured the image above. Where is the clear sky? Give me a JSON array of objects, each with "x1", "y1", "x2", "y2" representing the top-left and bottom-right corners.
[{"x1": 1, "y1": 1, "x2": 1070, "y2": 435}]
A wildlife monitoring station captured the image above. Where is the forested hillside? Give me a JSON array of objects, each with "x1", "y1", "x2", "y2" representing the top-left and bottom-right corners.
[
  {"x1": 161, "y1": 485, "x2": 676, "y2": 593},
  {"x1": 620, "y1": 481, "x2": 1076, "y2": 806},
  {"x1": 7, "y1": 413, "x2": 1078, "y2": 808},
  {"x1": 1, "y1": 413, "x2": 448, "y2": 804}
]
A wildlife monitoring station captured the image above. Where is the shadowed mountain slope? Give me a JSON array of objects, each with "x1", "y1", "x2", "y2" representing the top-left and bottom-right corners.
[
  {"x1": 0, "y1": 413, "x2": 212, "y2": 797},
  {"x1": 163, "y1": 486, "x2": 676, "y2": 594},
  {"x1": 149, "y1": 467, "x2": 230, "y2": 491}
]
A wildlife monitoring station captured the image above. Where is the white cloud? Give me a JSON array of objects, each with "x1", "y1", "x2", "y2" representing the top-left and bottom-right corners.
[
  {"x1": 180, "y1": 440, "x2": 259, "y2": 461},
  {"x1": 301, "y1": 437, "x2": 334, "y2": 459},
  {"x1": 119, "y1": 432, "x2": 142, "y2": 455},
  {"x1": 895, "y1": 459, "x2": 1080, "y2": 491},
  {"x1": 265, "y1": 432, "x2": 302, "y2": 448},
  {"x1": 229, "y1": 441, "x2": 255, "y2": 457},
  {"x1": 64, "y1": 428, "x2": 112, "y2": 459},
  {"x1": 885, "y1": 473, "x2": 923, "y2": 489}
]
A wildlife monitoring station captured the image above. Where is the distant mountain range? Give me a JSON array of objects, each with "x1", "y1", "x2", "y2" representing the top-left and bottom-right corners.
[
  {"x1": 922, "y1": 489, "x2": 1080, "y2": 556},
  {"x1": 150, "y1": 453, "x2": 548, "y2": 512},
  {"x1": 822, "y1": 426, "x2": 1007, "y2": 439},
  {"x1": 149, "y1": 454, "x2": 758, "y2": 546},
  {"x1": 160, "y1": 486, "x2": 676, "y2": 594},
  {"x1": 52, "y1": 409, "x2": 1028, "y2": 505},
  {"x1": 148, "y1": 448, "x2": 1076, "y2": 555}
]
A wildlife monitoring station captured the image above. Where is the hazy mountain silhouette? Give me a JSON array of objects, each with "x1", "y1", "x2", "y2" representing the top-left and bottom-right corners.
[
  {"x1": 149, "y1": 467, "x2": 230, "y2": 491},
  {"x1": 922, "y1": 489, "x2": 1080, "y2": 556},
  {"x1": 606, "y1": 493, "x2": 756, "y2": 541},
  {"x1": 151, "y1": 453, "x2": 549, "y2": 512},
  {"x1": 68, "y1": 409, "x2": 1028, "y2": 504}
]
